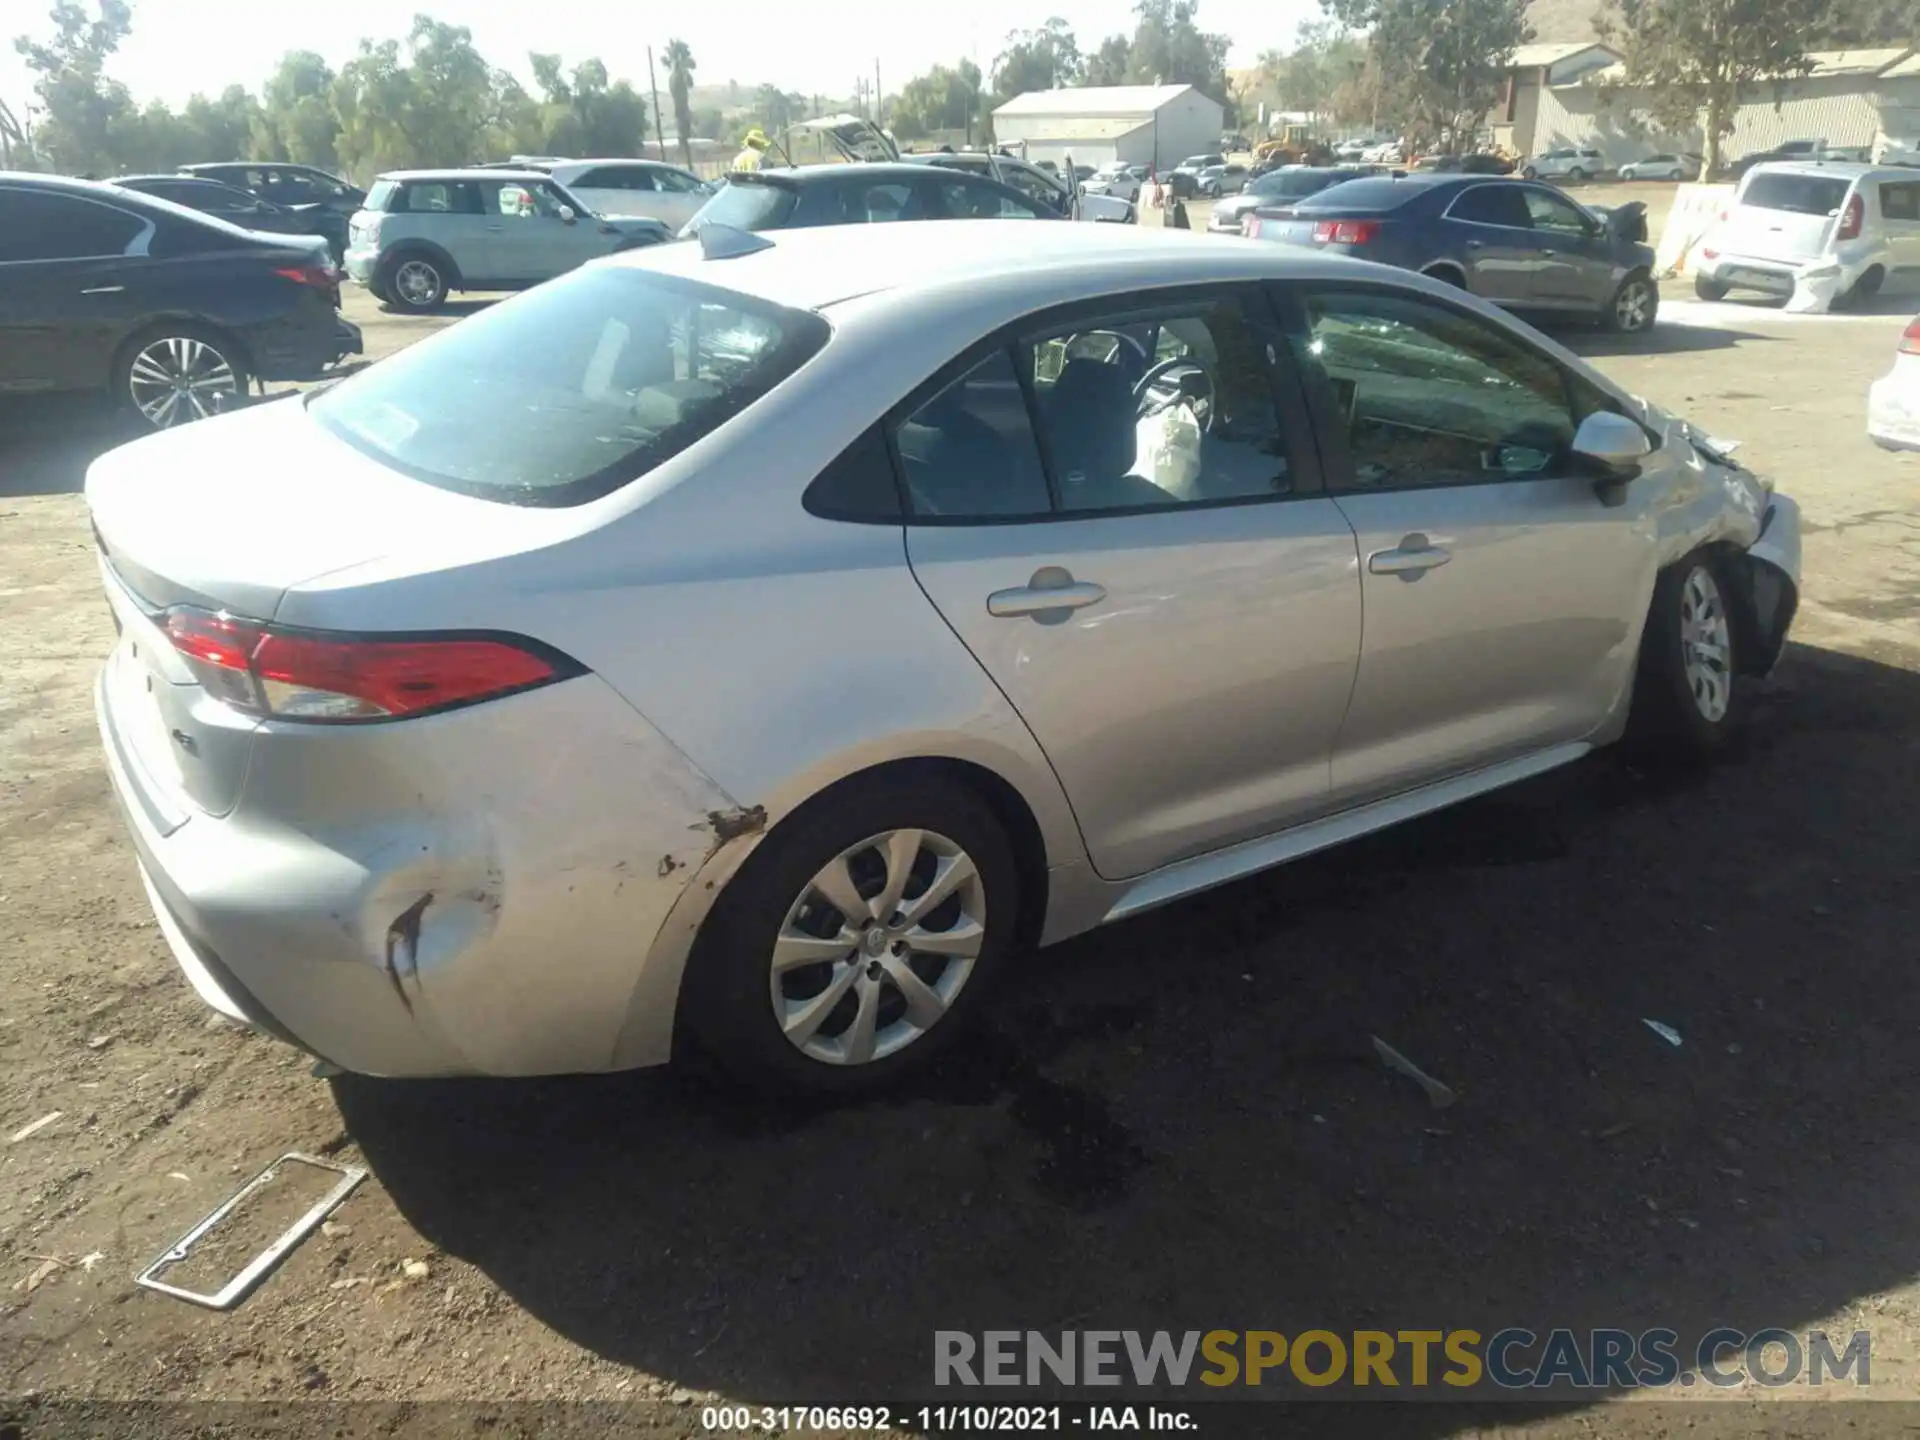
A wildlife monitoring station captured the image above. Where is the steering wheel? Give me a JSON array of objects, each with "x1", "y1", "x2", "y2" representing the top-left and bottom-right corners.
[{"x1": 1132, "y1": 355, "x2": 1216, "y2": 430}]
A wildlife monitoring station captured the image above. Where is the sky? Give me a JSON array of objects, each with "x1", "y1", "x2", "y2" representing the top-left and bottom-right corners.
[{"x1": 0, "y1": 0, "x2": 1323, "y2": 116}]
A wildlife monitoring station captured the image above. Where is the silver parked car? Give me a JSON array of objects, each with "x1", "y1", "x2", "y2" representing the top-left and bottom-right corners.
[
  {"x1": 89, "y1": 222, "x2": 1802, "y2": 1094},
  {"x1": 341, "y1": 168, "x2": 670, "y2": 312},
  {"x1": 528, "y1": 158, "x2": 714, "y2": 229}
]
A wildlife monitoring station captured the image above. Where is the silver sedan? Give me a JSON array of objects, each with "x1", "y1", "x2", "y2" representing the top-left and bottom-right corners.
[{"x1": 88, "y1": 221, "x2": 1802, "y2": 1094}]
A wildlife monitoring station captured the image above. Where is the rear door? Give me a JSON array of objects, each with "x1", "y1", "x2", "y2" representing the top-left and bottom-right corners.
[
  {"x1": 566, "y1": 164, "x2": 657, "y2": 220},
  {"x1": 1276, "y1": 281, "x2": 1654, "y2": 804},
  {"x1": 1441, "y1": 184, "x2": 1539, "y2": 302},
  {"x1": 900, "y1": 286, "x2": 1363, "y2": 879},
  {"x1": 0, "y1": 186, "x2": 151, "y2": 394},
  {"x1": 1876, "y1": 177, "x2": 1920, "y2": 280}
]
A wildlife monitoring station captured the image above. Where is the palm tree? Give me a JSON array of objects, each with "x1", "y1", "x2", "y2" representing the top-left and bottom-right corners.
[{"x1": 665, "y1": 39, "x2": 695, "y2": 167}]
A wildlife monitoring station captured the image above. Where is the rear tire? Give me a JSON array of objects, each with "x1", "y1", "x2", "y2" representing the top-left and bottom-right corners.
[
  {"x1": 1568, "y1": 166, "x2": 1588, "y2": 182},
  {"x1": 381, "y1": 251, "x2": 448, "y2": 313},
  {"x1": 113, "y1": 324, "x2": 250, "y2": 430},
  {"x1": 1626, "y1": 551, "x2": 1743, "y2": 761},
  {"x1": 1839, "y1": 265, "x2": 1886, "y2": 309},
  {"x1": 682, "y1": 774, "x2": 1020, "y2": 1099},
  {"x1": 1522, "y1": 165, "x2": 1538, "y2": 179},
  {"x1": 1694, "y1": 274, "x2": 1730, "y2": 302}
]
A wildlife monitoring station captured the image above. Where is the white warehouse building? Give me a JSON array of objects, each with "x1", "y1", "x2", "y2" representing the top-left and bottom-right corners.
[{"x1": 991, "y1": 84, "x2": 1226, "y2": 173}]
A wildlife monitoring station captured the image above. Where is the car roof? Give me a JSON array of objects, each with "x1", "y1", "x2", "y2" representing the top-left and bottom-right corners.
[
  {"x1": 550, "y1": 157, "x2": 689, "y2": 170},
  {"x1": 375, "y1": 168, "x2": 554, "y2": 182},
  {"x1": 111, "y1": 173, "x2": 210, "y2": 184},
  {"x1": 0, "y1": 170, "x2": 163, "y2": 200},
  {"x1": 605, "y1": 216, "x2": 1408, "y2": 313},
  {"x1": 1744, "y1": 159, "x2": 1887, "y2": 179},
  {"x1": 753, "y1": 161, "x2": 996, "y2": 185}
]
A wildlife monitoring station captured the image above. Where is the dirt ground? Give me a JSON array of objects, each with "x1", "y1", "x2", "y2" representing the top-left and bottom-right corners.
[{"x1": 7, "y1": 218, "x2": 1920, "y2": 1438}]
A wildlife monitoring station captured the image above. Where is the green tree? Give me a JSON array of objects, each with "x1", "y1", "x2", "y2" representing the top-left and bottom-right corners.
[
  {"x1": 665, "y1": 39, "x2": 696, "y2": 164},
  {"x1": 14, "y1": 0, "x2": 138, "y2": 174},
  {"x1": 254, "y1": 51, "x2": 339, "y2": 166},
  {"x1": 1082, "y1": 34, "x2": 1134, "y2": 85},
  {"x1": 993, "y1": 18, "x2": 1082, "y2": 101},
  {"x1": 892, "y1": 60, "x2": 983, "y2": 141},
  {"x1": 1323, "y1": 0, "x2": 1529, "y2": 151},
  {"x1": 1123, "y1": 0, "x2": 1231, "y2": 102},
  {"x1": 690, "y1": 103, "x2": 725, "y2": 139},
  {"x1": 1595, "y1": 0, "x2": 1827, "y2": 173}
]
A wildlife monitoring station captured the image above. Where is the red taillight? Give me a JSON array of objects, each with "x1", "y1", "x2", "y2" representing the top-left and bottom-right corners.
[
  {"x1": 1838, "y1": 192, "x2": 1864, "y2": 241},
  {"x1": 274, "y1": 265, "x2": 336, "y2": 289},
  {"x1": 1899, "y1": 318, "x2": 1920, "y2": 355},
  {"x1": 163, "y1": 607, "x2": 574, "y2": 722},
  {"x1": 1311, "y1": 218, "x2": 1380, "y2": 245},
  {"x1": 1701, "y1": 247, "x2": 1719, "y2": 259}
]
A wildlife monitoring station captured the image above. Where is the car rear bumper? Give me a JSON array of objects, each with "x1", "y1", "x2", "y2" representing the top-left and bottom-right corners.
[
  {"x1": 97, "y1": 660, "x2": 748, "y2": 1078},
  {"x1": 1868, "y1": 371, "x2": 1920, "y2": 450}
]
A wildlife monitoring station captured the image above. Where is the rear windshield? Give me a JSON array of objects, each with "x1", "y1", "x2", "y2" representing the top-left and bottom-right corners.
[
  {"x1": 1742, "y1": 173, "x2": 1850, "y2": 216},
  {"x1": 1291, "y1": 177, "x2": 1418, "y2": 212},
  {"x1": 307, "y1": 266, "x2": 829, "y2": 508},
  {"x1": 679, "y1": 178, "x2": 800, "y2": 236},
  {"x1": 364, "y1": 178, "x2": 399, "y2": 212},
  {"x1": 1253, "y1": 169, "x2": 1358, "y2": 199}
]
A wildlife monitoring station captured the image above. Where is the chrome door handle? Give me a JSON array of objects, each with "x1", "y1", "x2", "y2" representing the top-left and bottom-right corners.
[
  {"x1": 1541, "y1": 247, "x2": 1558, "y2": 256},
  {"x1": 1369, "y1": 535, "x2": 1451, "y2": 580},
  {"x1": 81, "y1": 285, "x2": 125, "y2": 295},
  {"x1": 987, "y1": 569, "x2": 1107, "y2": 618},
  {"x1": 1464, "y1": 239, "x2": 1482, "y2": 248}
]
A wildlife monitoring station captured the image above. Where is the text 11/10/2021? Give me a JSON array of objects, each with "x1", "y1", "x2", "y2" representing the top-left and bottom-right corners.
[{"x1": 701, "y1": 1404, "x2": 1197, "y2": 1432}]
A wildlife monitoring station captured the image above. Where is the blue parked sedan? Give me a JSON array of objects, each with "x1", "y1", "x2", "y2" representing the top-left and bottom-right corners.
[{"x1": 1246, "y1": 173, "x2": 1660, "y2": 334}]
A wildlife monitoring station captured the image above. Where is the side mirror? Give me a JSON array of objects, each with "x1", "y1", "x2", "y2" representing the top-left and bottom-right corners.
[
  {"x1": 1572, "y1": 411, "x2": 1652, "y2": 503},
  {"x1": 557, "y1": 204, "x2": 577, "y2": 224}
]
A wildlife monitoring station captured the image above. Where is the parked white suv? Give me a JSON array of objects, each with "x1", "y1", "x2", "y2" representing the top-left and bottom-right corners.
[
  {"x1": 1524, "y1": 146, "x2": 1609, "y2": 181},
  {"x1": 1694, "y1": 161, "x2": 1915, "y2": 305}
]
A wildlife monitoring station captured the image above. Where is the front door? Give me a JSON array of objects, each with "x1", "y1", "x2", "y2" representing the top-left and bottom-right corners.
[
  {"x1": 900, "y1": 287, "x2": 1364, "y2": 880},
  {"x1": 1520, "y1": 184, "x2": 1615, "y2": 309},
  {"x1": 1277, "y1": 282, "x2": 1655, "y2": 805}
]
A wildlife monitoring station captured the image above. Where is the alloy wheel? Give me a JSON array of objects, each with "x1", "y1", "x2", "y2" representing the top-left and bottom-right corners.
[
  {"x1": 394, "y1": 259, "x2": 441, "y2": 307},
  {"x1": 1680, "y1": 565, "x2": 1732, "y2": 722},
  {"x1": 769, "y1": 828, "x2": 987, "y2": 1066},
  {"x1": 1616, "y1": 279, "x2": 1654, "y2": 332},
  {"x1": 127, "y1": 336, "x2": 239, "y2": 427}
]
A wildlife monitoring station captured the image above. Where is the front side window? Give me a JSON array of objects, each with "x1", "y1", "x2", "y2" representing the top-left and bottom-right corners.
[
  {"x1": 1022, "y1": 299, "x2": 1293, "y2": 511},
  {"x1": 0, "y1": 190, "x2": 146, "y2": 262},
  {"x1": 308, "y1": 266, "x2": 828, "y2": 507},
  {"x1": 1001, "y1": 164, "x2": 1061, "y2": 207},
  {"x1": 938, "y1": 180, "x2": 1045, "y2": 220},
  {"x1": 1523, "y1": 187, "x2": 1593, "y2": 234},
  {"x1": 1295, "y1": 289, "x2": 1577, "y2": 490},
  {"x1": 655, "y1": 169, "x2": 703, "y2": 193},
  {"x1": 579, "y1": 167, "x2": 654, "y2": 192}
]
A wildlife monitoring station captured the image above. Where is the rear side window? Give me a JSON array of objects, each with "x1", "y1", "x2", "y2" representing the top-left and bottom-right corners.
[
  {"x1": 683, "y1": 179, "x2": 799, "y2": 234},
  {"x1": 1882, "y1": 181, "x2": 1920, "y2": 220},
  {"x1": 0, "y1": 190, "x2": 146, "y2": 261},
  {"x1": 1449, "y1": 185, "x2": 1531, "y2": 227},
  {"x1": 1742, "y1": 173, "x2": 1850, "y2": 216},
  {"x1": 894, "y1": 350, "x2": 1053, "y2": 518},
  {"x1": 577, "y1": 166, "x2": 655, "y2": 192},
  {"x1": 308, "y1": 266, "x2": 829, "y2": 508}
]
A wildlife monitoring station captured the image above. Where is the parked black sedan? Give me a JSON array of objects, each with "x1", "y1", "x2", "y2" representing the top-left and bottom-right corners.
[
  {"x1": 1245, "y1": 173, "x2": 1659, "y2": 333},
  {"x1": 680, "y1": 163, "x2": 1062, "y2": 236},
  {"x1": 0, "y1": 173, "x2": 362, "y2": 427},
  {"x1": 111, "y1": 174, "x2": 347, "y2": 260}
]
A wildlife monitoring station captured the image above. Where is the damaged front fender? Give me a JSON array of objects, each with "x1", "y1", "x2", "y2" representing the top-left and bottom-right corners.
[{"x1": 1734, "y1": 491, "x2": 1803, "y2": 677}]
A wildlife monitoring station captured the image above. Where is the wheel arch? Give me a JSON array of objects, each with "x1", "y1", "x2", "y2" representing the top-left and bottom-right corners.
[
  {"x1": 110, "y1": 316, "x2": 256, "y2": 401},
  {"x1": 378, "y1": 239, "x2": 464, "y2": 289},
  {"x1": 1421, "y1": 260, "x2": 1469, "y2": 289}
]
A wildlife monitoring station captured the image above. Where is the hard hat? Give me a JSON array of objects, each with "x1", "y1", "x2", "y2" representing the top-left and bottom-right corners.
[{"x1": 744, "y1": 127, "x2": 768, "y2": 147}]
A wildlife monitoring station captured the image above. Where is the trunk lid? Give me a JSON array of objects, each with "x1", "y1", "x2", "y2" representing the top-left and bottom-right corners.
[
  {"x1": 1718, "y1": 172, "x2": 1852, "y2": 262},
  {"x1": 778, "y1": 113, "x2": 899, "y2": 165}
]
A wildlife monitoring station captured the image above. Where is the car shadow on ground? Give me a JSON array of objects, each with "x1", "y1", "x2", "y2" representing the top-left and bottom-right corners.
[
  {"x1": 0, "y1": 398, "x2": 145, "y2": 498},
  {"x1": 336, "y1": 638, "x2": 1920, "y2": 1424},
  {"x1": 1561, "y1": 321, "x2": 1773, "y2": 359}
]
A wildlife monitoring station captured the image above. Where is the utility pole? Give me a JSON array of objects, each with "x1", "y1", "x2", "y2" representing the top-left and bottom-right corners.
[
  {"x1": 646, "y1": 46, "x2": 665, "y2": 160},
  {"x1": 874, "y1": 59, "x2": 883, "y2": 128}
]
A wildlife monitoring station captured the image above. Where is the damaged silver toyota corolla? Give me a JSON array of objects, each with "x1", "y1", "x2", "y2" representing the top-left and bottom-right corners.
[{"x1": 88, "y1": 221, "x2": 1801, "y2": 1096}]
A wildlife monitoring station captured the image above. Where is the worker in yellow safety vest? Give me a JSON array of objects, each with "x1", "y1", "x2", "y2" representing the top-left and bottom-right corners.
[{"x1": 734, "y1": 127, "x2": 769, "y2": 172}]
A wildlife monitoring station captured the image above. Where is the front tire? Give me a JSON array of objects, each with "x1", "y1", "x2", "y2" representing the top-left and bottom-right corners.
[
  {"x1": 1568, "y1": 166, "x2": 1588, "y2": 182},
  {"x1": 1694, "y1": 274, "x2": 1730, "y2": 301},
  {"x1": 683, "y1": 774, "x2": 1019, "y2": 1098},
  {"x1": 1627, "y1": 552, "x2": 1743, "y2": 760},
  {"x1": 114, "y1": 325, "x2": 249, "y2": 429},
  {"x1": 1605, "y1": 273, "x2": 1659, "y2": 333},
  {"x1": 1522, "y1": 165, "x2": 1538, "y2": 179}
]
